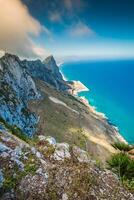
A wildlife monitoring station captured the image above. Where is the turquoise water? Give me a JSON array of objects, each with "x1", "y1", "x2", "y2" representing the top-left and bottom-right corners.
[{"x1": 61, "y1": 60, "x2": 134, "y2": 143}]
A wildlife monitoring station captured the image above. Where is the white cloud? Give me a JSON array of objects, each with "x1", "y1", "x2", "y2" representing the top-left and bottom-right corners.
[
  {"x1": 0, "y1": 0, "x2": 50, "y2": 58},
  {"x1": 49, "y1": 11, "x2": 62, "y2": 23},
  {"x1": 70, "y1": 21, "x2": 95, "y2": 37}
]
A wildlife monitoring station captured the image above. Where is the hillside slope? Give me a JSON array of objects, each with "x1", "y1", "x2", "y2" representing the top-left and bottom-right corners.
[{"x1": 29, "y1": 79, "x2": 125, "y2": 162}]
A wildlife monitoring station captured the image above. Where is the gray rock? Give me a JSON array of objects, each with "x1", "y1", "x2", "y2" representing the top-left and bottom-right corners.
[
  {"x1": 36, "y1": 151, "x2": 42, "y2": 159},
  {"x1": 38, "y1": 135, "x2": 56, "y2": 145},
  {"x1": 0, "y1": 53, "x2": 40, "y2": 136},
  {"x1": 53, "y1": 143, "x2": 71, "y2": 161},
  {"x1": 62, "y1": 193, "x2": 68, "y2": 200},
  {"x1": 72, "y1": 146, "x2": 91, "y2": 163}
]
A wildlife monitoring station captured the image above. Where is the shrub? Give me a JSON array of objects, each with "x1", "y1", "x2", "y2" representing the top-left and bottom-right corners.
[
  {"x1": 107, "y1": 152, "x2": 134, "y2": 190},
  {"x1": 107, "y1": 153, "x2": 130, "y2": 177},
  {"x1": 112, "y1": 142, "x2": 133, "y2": 152}
]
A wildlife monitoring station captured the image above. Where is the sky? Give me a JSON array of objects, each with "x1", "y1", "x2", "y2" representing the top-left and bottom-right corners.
[{"x1": 0, "y1": 0, "x2": 134, "y2": 60}]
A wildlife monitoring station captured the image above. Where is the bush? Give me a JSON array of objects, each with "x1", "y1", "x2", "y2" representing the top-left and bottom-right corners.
[
  {"x1": 107, "y1": 152, "x2": 134, "y2": 190},
  {"x1": 112, "y1": 142, "x2": 133, "y2": 152},
  {"x1": 107, "y1": 153, "x2": 130, "y2": 177}
]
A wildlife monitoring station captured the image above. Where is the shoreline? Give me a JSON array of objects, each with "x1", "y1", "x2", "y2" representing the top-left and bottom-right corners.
[
  {"x1": 67, "y1": 80, "x2": 89, "y2": 96},
  {"x1": 60, "y1": 63, "x2": 127, "y2": 144},
  {"x1": 59, "y1": 63, "x2": 107, "y2": 119},
  {"x1": 78, "y1": 94, "x2": 127, "y2": 144}
]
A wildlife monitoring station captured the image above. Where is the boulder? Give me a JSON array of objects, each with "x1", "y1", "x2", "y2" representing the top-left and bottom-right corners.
[
  {"x1": 38, "y1": 135, "x2": 56, "y2": 146},
  {"x1": 72, "y1": 146, "x2": 91, "y2": 163},
  {"x1": 53, "y1": 143, "x2": 71, "y2": 161}
]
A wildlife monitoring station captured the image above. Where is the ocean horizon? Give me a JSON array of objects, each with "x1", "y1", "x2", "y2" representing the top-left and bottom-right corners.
[{"x1": 61, "y1": 59, "x2": 134, "y2": 143}]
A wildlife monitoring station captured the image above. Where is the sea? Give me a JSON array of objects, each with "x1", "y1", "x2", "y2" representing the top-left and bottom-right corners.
[{"x1": 61, "y1": 59, "x2": 134, "y2": 143}]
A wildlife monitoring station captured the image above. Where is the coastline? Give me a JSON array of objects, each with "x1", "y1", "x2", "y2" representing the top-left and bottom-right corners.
[
  {"x1": 59, "y1": 62, "x2": 107, "y2": 119},
  {"x1": 59, "y1": 63, "x2": 127, "y2": 144},
  {"x1": 67, "y1": 80, "x2": 89, "y2": 96}
]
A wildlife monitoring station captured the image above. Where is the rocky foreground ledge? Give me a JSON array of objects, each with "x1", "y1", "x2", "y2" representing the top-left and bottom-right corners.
[{"x1": 0, "y1": 125, "x2": 133, "y2": 200}]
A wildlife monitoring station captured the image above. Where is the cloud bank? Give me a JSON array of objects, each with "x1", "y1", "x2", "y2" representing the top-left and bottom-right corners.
[{"x1": 0, "y1": 0, "x2": 49, "y2": 58}]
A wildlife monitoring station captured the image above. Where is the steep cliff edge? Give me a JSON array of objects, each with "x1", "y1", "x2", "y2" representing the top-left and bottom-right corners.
[{"x1": 0, "y1": 53, "x2": 40, "y2": 136}]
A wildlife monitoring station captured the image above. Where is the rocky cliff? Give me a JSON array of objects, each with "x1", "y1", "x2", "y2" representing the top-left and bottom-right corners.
[
  {"x1": 0, "y1": 53, "x2": 40, "y2": 136},
  {"x1": 0, "y1": 53, "x2": 72, "y2": 137},
  {"x1": 22, "y1": 55, "x2": 70, "y2": 91}
]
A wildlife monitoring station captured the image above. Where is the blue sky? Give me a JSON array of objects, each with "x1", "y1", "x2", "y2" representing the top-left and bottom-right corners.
[{"x1": 1, "y1": 0, "x2": 134, "y2": 60}]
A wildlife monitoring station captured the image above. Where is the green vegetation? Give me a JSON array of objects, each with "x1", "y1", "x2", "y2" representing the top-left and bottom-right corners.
[
  {"x1": 3, "y1": 175, "x2": 16, "y2": 190},
  {"x1": 0, "y1": 116, "x2": 29, "y2": 142},
  {"x1": 24, "y1": 162, "x2": 38, "y2": 175},
  {"x1": 107, "y1": 152, "x2": 134, "y2": 191},
  {"x1": 12, "y1": 126, "x2": 29, "y2": 142},
  {"x1": 112, "y1": 142, "x2": 133, "y2": 152}
]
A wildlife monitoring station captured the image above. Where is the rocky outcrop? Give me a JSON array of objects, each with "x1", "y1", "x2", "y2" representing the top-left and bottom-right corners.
[
  {"x1": 0, "y1": 53, "x2": 73, "y2": 137},
  {"x1": 22, "y1": 55, "x2": 71, "y2": 91},
  {"x1": 0, "y1": 53, "x2": 40, "y2": 136},
  {"x1": 0, "y1": 126, "x2": 133, "y2": 200}
]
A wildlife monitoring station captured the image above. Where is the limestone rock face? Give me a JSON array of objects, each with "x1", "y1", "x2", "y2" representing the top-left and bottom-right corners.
[
  {"x1": 0, "y1": 53, "x2": 71, "y2": 136},
  {"x1": 0, "y1": 53, "x2": 40, "y2": 136},
  {"x1": 0, "y1": 53, "x2": 40, "y2": 101},
  {"x1": 22, "y1": 55, "x2": 71, "y2": 91}
]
